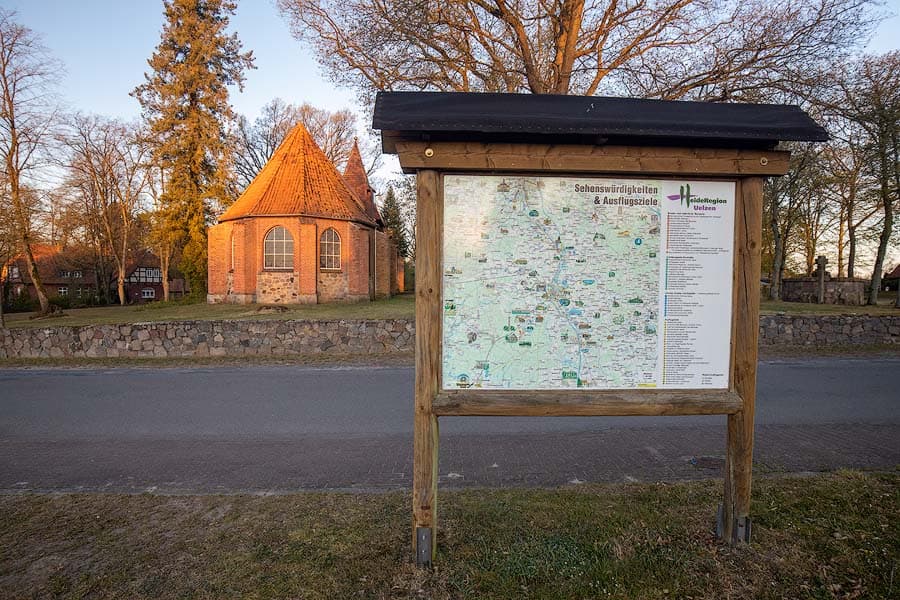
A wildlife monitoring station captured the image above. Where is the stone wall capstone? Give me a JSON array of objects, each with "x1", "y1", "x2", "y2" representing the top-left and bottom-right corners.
[{"x1": 1, "y1": 315, "x2": 897, "y2": 359}]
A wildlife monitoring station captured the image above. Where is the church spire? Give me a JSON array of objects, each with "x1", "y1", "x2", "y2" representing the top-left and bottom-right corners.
[{"x1": 343, "y1": 139, "x2": 382, "y2": 226}]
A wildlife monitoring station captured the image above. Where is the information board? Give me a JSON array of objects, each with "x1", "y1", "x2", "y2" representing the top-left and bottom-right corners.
[{"x1": 442, "y1": 174, "x2": 735, "y2": 391}]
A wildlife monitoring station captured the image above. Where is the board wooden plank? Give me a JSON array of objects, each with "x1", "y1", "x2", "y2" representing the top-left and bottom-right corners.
[
  {"x1": 722, "y1": 176, "x2": 763, "y2": 543},
  {"x1": 433, "y1": 389, "x2": 741, "y2": 416},
  {"x1": 413, "y1": 170, "x2": 441, "y2": 562},
  {"x1": 727, "y1": 179, "x2": 743, "y2": 392},
  {"x1": 396, "y1": 142, "x2": 789, "y2": 176}
]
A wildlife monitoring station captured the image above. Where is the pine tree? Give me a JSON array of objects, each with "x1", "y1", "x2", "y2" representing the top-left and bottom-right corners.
[
  {"x1": 380, "y1": 185, "x2": 410, "y2": 258},
  {"x1": 133, "y1": 0, "x2": 253, "y2": 297}
]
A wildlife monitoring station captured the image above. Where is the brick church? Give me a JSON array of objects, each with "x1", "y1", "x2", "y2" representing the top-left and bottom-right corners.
[{"x1": 207, "y1": 123, "x2": 403, "y2": 304}]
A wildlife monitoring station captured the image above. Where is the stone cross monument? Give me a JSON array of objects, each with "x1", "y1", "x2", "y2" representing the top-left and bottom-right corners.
[{"x1": 815, "y1": 255, "x2": 828, "y2": 304}]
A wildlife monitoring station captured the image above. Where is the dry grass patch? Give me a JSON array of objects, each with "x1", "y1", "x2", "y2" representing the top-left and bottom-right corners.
[
  {"x1": 760, "y1": 298, "x2": 899, "y2": 316},
  {"x1": 1, "y1": 471, "x2": 897, "y2": 599}
]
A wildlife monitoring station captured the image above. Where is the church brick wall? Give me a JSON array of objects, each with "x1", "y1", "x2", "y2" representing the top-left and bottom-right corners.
[
  {"x1": 393, "y1": 247, "x2": 405, "y2": 295},
  {"x1": 231, "y1": 221, "x2": 255, "y2": 299},
  {"x1": 207, "y1": 222, "x2": 231, "y2": 303},
  {"x1": 209, "y1": 216, "x2": 389, "y2": 305},
  {"x1": 375, "y1": 230, "x2": 391, "y2": 299},
  {"x1": 347, "y1": 224, "x2": 372, "y2": 300},
  {"x1": 298, "y1": 219, "x2": 318, "y2": 300}
]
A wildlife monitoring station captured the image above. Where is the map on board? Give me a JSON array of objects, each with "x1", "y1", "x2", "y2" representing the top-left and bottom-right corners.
[{"x1": 441, "y1": 174, "x2": 735, "y2": 391}]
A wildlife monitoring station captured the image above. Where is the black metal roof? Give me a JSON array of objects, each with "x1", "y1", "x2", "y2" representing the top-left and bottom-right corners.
[{"x1": 374, "y1": 92, "x2": 828, "y2": 151}]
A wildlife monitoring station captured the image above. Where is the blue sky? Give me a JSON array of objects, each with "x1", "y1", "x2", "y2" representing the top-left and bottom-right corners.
[
  {"x1": 0, "y1": 0, "x2": 356, "y2": 121},
  {"x1": 2, "y1": 0, "x2": 898, "y2": 125}
]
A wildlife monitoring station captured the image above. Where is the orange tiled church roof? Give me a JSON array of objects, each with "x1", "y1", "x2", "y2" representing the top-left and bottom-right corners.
[
  {"x1": 343, "y1": 140, "x2": 382, "y2": 225},
  {"x1": 219, "y1": 123, "x2": 375, "y2": 225}
]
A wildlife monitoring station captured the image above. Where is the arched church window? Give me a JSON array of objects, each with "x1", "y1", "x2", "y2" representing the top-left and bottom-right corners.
[
  {"x1": 264, "y1": 226, "x2": 294, "y2": 269},
  {"x1": 320, "y1": 228, "x2": 341, "y2": 270}
]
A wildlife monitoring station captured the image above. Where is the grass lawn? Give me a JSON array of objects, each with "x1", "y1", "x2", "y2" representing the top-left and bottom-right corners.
[
  {"x1": 3, "y1": 293, "x2": 415, "y2": 329},
  {"x1": 2, "y1": 293, "x2": 897, "y2": 331},
  {"x1": 1, "y1": 471, "x2": 896, "y2": 599},
  {"x1": 760, "y1": 297, "x2": 899, "y2": 316}
]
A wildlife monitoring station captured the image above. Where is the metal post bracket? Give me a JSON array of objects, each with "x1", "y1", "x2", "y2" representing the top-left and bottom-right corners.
[
  {"x1": 715, "y1": 504, "x2": 752, "y2": 544},
  {"x1": 416, "y1": 527, "x2": 433, "y2": 567}
]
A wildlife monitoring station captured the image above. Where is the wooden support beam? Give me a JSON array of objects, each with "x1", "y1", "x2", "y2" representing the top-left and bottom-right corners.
[
  {"x1": 722, "y1": 176, "x2": 764, "y2": 544},
  {"x1": 434, "y1": 389, "x2": 742, "y2": 416},
  {"x1": 396, "y1": 142, "x2": 789, "y2": 177},
  {"x1": 413, "y1": 170, "x2": 441, "y2": 566}
]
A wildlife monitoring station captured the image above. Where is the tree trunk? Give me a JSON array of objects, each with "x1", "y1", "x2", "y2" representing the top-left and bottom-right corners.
[
  {"x1": 867, "y1": 141, "x2": 894, "y2": 305},
  {"x1": 117, "y1": 268, "x2": 126, "y2": 306},
  {"x1": 769, "y1": 213, "x2": 784, "y2": 300},
  {"x1": 161, "y1": 251, "x2": 171, "y2": 302},
  {"x1": 894, "y1": 130, "x2": 900, "y2": 309},
  {"x1": 117, "y1": 219, "x2": 129, "y2": 306},
  {"x1": 847, "y1": 224, "x2": 857, "y2": 279},
  {"x1": 21, "y1": 238, "x2": 49, "y2": 314},
  {"x1": 96, "y1": 257, "x2": 110, "y2": 304},
  {"x1": 805, "y1": 240, "x2": 815, "y2": 275},
  {"x1": 550, "y1": 0, "x2": 585, "y2": 94},
  {"x1": 836, "y1": 208, "x2": 845, "y2": 277}
]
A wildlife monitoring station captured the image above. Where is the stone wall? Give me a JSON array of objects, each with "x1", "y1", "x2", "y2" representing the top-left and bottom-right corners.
[
  {"x1": 318, "y1": 271, "x2": 352, "y2": 303},
  {"x1": 781, "y1": 278, "x2": 867, "y2": 305},
  {"x1": 2, "y1": 315, "x2": 897, "y2": 359},
  {"x1": 0, "y1": 319, "x2": 413, "y2": 359},
  {"x1": 257, "y1": 271, "x2": 300, "y2": 304},
  {"x1": 758, "y1": 315, "x2": 900, "y2": 346}
]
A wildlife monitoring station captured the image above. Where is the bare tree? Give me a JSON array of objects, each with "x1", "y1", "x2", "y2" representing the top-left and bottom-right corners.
[
  {"x1": 144, "y1": 162, "x2": 178, "y2": 302},
  {"x1": 797, "y1": 177, "x2": 838, "y2": 275},
  {"x1": 234, "y1": 99, "x2": 358, "y2": 189},
  {"x1": 278, "y1": 0, "x2": 878, "y2": 101},
  {"x1": 0, "y1": 178, "x2": 16, "y2": 326},
  {"x1": 764, "y1": 144, "x2": 818, "y2": 299},
  {"x1": 819, "y1": 53, "x2": 900, "y2": 304},
  {"x1": 820, "y1": 127, "x2": 880, "y2": 279},
  {"x1": 0, "y1": 10, "x2": 60, "y2": 314},
  {"x1": 62, "y1": 115, "x2": 149, "y2": 305}
]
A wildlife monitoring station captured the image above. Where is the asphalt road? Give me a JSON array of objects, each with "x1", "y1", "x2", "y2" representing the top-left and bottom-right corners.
[{"x1": 1, "y1": 357, "x2": 897, "y2": 492}]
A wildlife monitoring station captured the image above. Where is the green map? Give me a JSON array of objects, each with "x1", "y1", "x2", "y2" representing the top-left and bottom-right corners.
[{"x1": 442, "y1": 175, "x2": 662, "y2": 390}]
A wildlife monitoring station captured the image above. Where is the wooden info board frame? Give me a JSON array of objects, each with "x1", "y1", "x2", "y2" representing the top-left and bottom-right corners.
[{"x1": 402, "y1": 142, "x2": 787, "y2": 566}]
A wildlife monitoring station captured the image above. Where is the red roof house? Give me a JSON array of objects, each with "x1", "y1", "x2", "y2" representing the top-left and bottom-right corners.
[{"x1": 3, "y1": 244, "x2": 98, "y2": 304}]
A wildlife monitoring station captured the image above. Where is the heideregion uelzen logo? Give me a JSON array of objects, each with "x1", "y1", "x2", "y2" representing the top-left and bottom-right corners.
[
  {"x1": 667, "y1": 184, "x2": 693, "y2": 207},
  {"x1": 666, "y1": 184, "x2": 727, "y2": 212}
]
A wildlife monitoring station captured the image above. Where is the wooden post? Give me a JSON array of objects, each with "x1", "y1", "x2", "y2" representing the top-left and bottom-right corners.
[
  {"x1": 722, "y1": 176, "x2": 763, "y2": 544},
  {"x1": 413, "y1": 170, "x2": 441, "y2": 566}
]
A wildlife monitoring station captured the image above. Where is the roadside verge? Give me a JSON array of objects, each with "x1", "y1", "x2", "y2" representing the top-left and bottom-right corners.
[{"x1": 1, "y1": 471, "x2": 895, "y2": 599}]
